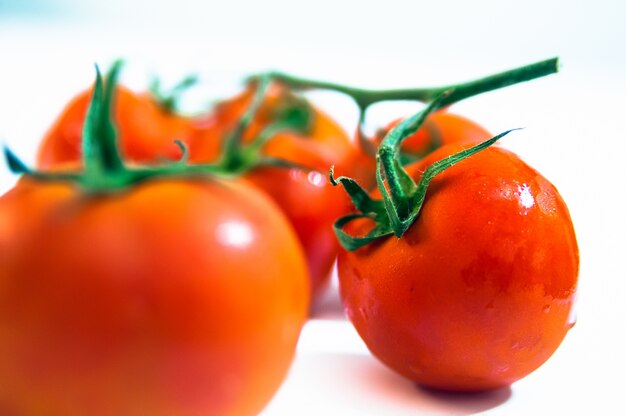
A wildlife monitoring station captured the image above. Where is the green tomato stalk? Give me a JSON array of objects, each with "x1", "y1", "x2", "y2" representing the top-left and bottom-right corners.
[
  {"x1": 326, "y1": 58, "x2": 559, "y2": 251},
  {"x1": 260, "y1": 58, "x2": 558, "y2": 154},
  {"x1": 262, "y1": 57, "x2": 558, "y2": 112}
]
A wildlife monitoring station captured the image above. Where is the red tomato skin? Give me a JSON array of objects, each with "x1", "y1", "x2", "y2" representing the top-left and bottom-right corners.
[
  {"x1": 0, "y1": 177, "x2": 309, "y2": 415},
  {"x1": 337, "y1": 144, "x2": 578, "y2": 391},
  {"x1": 244, "y1": 166, "x2": 348, "y2": 298},
  {"x1": 36, "y1": 86, "x2": 194, "y2": 169}
]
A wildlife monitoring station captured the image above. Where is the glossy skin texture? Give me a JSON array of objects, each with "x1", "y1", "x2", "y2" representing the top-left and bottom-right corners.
[
  {"x1": 190, "y1": 84, "x2": 354, "y2": 299},
  {"x1": 352, "y1": 112, "x2": 492, "y2": 190},
  {"x1": 0, "y1": 177, "x2": 309, "y2": 415},
  {"x1": 338, "y1": 144, "x2": 579, "y2": 391},
  {"x1": 36, "y1": 85, "x2": 197, "y2": 169}
]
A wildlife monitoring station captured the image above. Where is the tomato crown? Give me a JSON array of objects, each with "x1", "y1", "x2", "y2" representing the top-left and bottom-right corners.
[
  {"x1": 4, "y1": 63, "x2": 315, "y2": 193},
  {"x1": 322, "y1": 58, "x2": 560, "y2": 251},
  {"x1": 330, "y1": 97, "x2": 517, "y2": 250},
  {"x1": 4, "y1": 62, "x2": 216, "y2": 192}
]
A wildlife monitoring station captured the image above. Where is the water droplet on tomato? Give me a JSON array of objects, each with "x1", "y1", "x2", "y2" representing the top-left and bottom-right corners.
[{"x1": 542, "y1": 304, "x2": 551, "y2": 313}]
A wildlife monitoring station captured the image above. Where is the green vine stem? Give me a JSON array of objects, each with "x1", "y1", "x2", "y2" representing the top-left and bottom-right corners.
[{"x1": 263, "y1": 57, "x2": 558, "y2": 112}]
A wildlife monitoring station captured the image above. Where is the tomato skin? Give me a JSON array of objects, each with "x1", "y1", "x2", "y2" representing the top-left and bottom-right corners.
[
  {"x1": 190, "y1": 84, "x2": 355, "y2": 299},
  {"x1": 36, "y1": 86, "x2": 195, "y2": 169},
  {"x1": 0, "y1": 177, "x2": 309, "y2": 415},
  {"x1": 244, "y1": 166, "x2": 347, "y2": 298},
  {"x1": 337, "y1": 144, "x2": 578, "y2": 391}
]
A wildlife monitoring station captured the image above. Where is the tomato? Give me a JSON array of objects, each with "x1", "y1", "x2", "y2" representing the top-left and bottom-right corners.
[
  {"x1": 337, "y1": 143, "x2": 578, "y2": 391},
  {"x1": 0, "y1": 175, "x2": 309, "y2": 415},
  {"x1": 351, "y1": 111, "x2": 493, "y2": 190},
  {"x1": 36, "y1": 85, "x2": 197, "y2": 169},
  {"x1": 189, "y1": 83, "x2": 355, "y2": 300},
  {"x1": 377, "y1": 111, "x2": 492, "y2": 156}
]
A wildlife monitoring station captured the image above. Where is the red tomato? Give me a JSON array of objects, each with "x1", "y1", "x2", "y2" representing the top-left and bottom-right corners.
[
  {"x1": 0, "y1": 175, "x2": 309, "y2": 415},
  {"x1": 337, "y1": 143, "x2": 578, "y2": 391},
  {"x1": 36, "y1": 85, "x2": 196, "y2": 168},
  {"x1": 189, "y1": 83, "x2": 355, "y2": 300},
  {"x1": 350, "y1": 111, "x2": 493, "y2": 190},
  {"x1": 376, "y1": 111, "x2": 492, "y2": 157}
]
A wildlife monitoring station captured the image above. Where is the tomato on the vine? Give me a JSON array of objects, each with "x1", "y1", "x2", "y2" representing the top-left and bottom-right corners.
[
  {"x1": 37, "y1": 83, "x2": 197, "y2": 169},
  {"x1": 1, "y1": 66, "x2": 309, "y2": 416},
  {"x1": 336, "y1": 142, "x2": 578, "y2": 391}
]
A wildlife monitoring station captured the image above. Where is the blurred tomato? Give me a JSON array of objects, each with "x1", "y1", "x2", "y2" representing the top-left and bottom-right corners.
[
  {"x1": 190, "y1": 83, "x2": 355, "y2": 300},
  {"x1": 37, "y1": 84, "x2": 198, "y2": 168},
  {"x1": 0, "y1": 174, "x2": 309, "y2": 416}
]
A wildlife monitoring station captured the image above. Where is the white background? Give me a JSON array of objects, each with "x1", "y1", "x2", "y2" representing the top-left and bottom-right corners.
[{"x1": 1, "y1": 1, "x2": 625, "y2": 414}]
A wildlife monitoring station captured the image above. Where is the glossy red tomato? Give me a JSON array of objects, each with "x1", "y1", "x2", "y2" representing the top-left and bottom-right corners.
[
  {"x1": 189, "y1": 83, "x2": 355, "y2": 300},
  {"x1": 0, "y1": 175, "x2": 309, "y2": 415},
  {"x1": 36, "y1": 85, "x2": 197, "y2": 168},
  {"x1": 337, "y1": 143, "x2": 579, "y2": 391}
]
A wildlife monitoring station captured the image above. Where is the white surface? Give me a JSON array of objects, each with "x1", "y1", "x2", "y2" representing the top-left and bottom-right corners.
[{"x1": 1, "y1": 1, "x2": 625, "y2": 414}]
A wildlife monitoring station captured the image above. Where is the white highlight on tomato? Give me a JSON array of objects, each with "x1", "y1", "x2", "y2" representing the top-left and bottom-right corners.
[
  {"x1": 519, "y1": 184, "x2": 535, "y2": 209},
  {"x1": 215, "y1": 221, "x2": 254, "y2": 248}
]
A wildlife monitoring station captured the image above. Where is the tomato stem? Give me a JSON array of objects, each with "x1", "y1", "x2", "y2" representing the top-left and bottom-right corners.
[{"x1": 264, "y1": 57, "x2": 558, "y2": 111}]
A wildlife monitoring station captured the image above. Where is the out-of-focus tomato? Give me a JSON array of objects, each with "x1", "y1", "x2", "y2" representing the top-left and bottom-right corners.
[
  {"x1": 2, "y1": 66, "x2": 309, "y2": 416},
  {"x1": 36, "y1": 84, "x2": 197, "y2": 168},
  {"x1": 337, "y1": 142, "x2": 579, "y2": 391},
  {"x1": 189, "y1": 83, "x2": 355, "y2": 300},
  {"x1": 0, "y1": 174, "x2": 309, "y2": 416}
]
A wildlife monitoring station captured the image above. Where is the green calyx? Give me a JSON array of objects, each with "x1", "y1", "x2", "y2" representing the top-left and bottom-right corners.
[
  {"x1": 5, "y1": 61, "x2": 213, "y2": 192},
  {"x1": 4, "y1": 63, "x2": 316, "y2": 193},
  {"x1": 330, "y1": 98, "x2": 517, "y2": 251},
  {"x1": 327, "y1": 58, "x2": 559, "y2": 251}
]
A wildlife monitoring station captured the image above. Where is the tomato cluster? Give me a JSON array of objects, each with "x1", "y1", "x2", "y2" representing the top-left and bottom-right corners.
[{"x1": 0, "y1": 58, "x2": 578, "y2": 414}]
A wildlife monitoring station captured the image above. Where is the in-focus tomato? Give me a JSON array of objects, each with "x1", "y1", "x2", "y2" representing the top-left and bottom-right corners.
[
  {"x1": 337, "y1": 142, "x2": 578, "y2": 391},
  {"x1": 36, "y1": 84, "x2": 198, "y2": 168},
  {"x1": 189, "y1": 83, "x2": 355, "y2": 300},
  {"x1": 0, "y1": 174, "x2": 309, "y2": 416}
]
